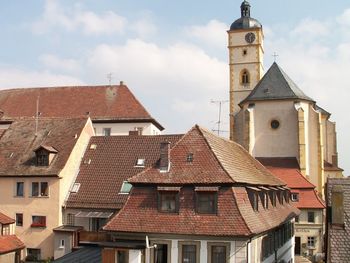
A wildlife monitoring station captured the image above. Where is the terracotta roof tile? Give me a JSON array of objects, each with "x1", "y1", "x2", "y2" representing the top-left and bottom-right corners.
[
  {"x1": 0, "y1": 235, "x2": 24, "y2": 254},
  {"x1": 0, "y1": 117, "x2": 88, "y2": 176},
  {"x1": 290, "y1": 189, "x2": 325, "y2": 209},
  {"x1": 0, "y1": 212, "x2": 15, "y2": 225},
  {"x1": 130, "y1": 126, "x2": 284, "y2": 186},
  {"x1": 66, "y1": 134, "x2": 182, "y2": 209},
  {"x1": 104, "y1": 186, "x2": 252, "y2": 236},
  {"x1": 0, "y1": 85, "x2": 163, "y2": 130}
]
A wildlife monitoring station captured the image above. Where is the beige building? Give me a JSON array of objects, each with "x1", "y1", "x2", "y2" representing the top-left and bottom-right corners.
[
  {"x1": 228, "y1": 1, "x2": 343, "y2": 196},
  {"x1": 0, "y1": 117, "x2": 94, "y2": 260}
]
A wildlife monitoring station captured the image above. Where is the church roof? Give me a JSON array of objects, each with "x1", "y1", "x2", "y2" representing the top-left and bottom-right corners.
[
  {"x1": 230, "y1": 1, "x2": 262, "y2": 31},
  {"x1": 240, "y1": 62, "x2": 314, "y2": 105}
]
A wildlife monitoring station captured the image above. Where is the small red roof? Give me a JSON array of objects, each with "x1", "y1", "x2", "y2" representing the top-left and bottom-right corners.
[
  {"x1": 0, "y1": 212, "x2": 15, "y2": 225},
  {"x1": 290, "y1": 189, "x2": 325, "y2": 209},
  {"x1": 0, "y1": 235, "x2": 24, "y2": 254}
]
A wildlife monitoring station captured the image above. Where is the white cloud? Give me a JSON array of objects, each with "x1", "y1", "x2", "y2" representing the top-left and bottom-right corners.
[
  {"x1": 291, "y1": 18, "x2": 330, "y2": 40},
  {"x1": 0, "y1": 67, "x2": 84, "y2": 89},
  {"x1": 39, "y1": 54, "x2": 81, "y2": 73},
  {"x1": 32, "y1": 0, "x2": 126, "y2": 35},
  {"x1": 185, "y1": 20, "x2": 228, "y2": 48},
  {"x1": 336, "y1": 8, "x2": 350, "y2": 27}
]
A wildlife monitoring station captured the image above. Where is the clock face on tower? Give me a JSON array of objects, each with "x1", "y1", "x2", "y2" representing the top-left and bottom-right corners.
[{"x1": 245, "y1": 32, "x2": 256, "y2": 44}]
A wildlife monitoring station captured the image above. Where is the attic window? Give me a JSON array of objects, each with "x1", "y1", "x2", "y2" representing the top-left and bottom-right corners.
[
  {"x1": 135, "y1": 158, "x2": 145, "y2": 167},
  {"x1": 186, "y1": 153, "x2": 194, "y2": 163},
  {"x1": 291, "y1": 193, "x2": 299, "y2": 202},
  {"x1": 37, "y1": 151, "x2": 49, "y2": 166},
  {"x1": 71, "y1": 183, "x2": 81, "y2": 193},
  {"x1": 120, "y1": 181, "x2": 132, "y2": 194}
]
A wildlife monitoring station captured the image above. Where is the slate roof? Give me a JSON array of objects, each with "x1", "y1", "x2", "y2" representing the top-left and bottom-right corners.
[
  {"x1": 240, "y1": 62, "x2": 314, "y2": 105},
  {"x1": 0, "y1": 85, "x2": 163, "y2": 130},
  {"x1": 324, "y1": 160, "x2": 343, "y2": 172},
  {"x1": 0, "y1": 212, "x2": 15, "y2": 225},
  {"x1": 130, "y1": 126, "x2": 284, "y2": 186},
  {"x1": 66, "y1": 134, "x2": 182, "y2": 209},
  {"x1": 0, "y1": 235, "x2": 25, "y2": 254},
  {"x1": 0, "y1": 117, "x2": 88, "y2": 177},
  {"x1": 104, "y1": 126, "x2": 299, "y2": 237},
  {"x1": 258, "y1": 157, "x2": 325, "y2": 209},
  {"x1": 53, "y1": 247, "x2": 101, "y2": 263},
  {"x1": 326, "y1": 178, "x2": 350, "y2": 263}
]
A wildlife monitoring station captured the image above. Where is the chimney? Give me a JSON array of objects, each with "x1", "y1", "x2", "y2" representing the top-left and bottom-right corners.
[
  {"x1": 159, "y1": 141, "x2": 171, "y2": 172},
  {"x1": 332, "y1": 154, "x2": 338, "y2": 167},
  {"x1": 129, "y1": 130, "x2": 139, "y2": 136},
  {"x1": 120, "y1": 81, "x2": 124, "y2": 86}
]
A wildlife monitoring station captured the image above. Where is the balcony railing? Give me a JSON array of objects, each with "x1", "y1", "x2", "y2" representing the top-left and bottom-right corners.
[{"x1": 79, "y1": 231, "x2": 110, "y2": 243}]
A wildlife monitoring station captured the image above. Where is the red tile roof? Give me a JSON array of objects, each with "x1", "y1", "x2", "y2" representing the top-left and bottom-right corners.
[
  {"x1": 290, "y1": 189, "x2": 325, "y2": 209},
  {"x1": 0, "y1": 117, "x2": 89, "y2": 176},
  {"x1": 0, "y1": 235, "x2": 24, "y2": 254},
  {"x1": 0, "y1": 85, "x2": 163, "y2": 130},
  {"x1": 0, "y1": 212, "x2": 15, "y2": 225},
  {"x1": 104, "y1": 126, "x2": 299, "y2": 237},
  {"x1": 130, "y1": 126, "x2": 284, "y2": 186},
  {"x1": 258, "y1": 157, "x2": 325, "y2": 209},
  {"x1": 66, "y1": 134, "x2": 182, "y2": 209},
  {"x1": 0, "y1": 129, "x2": 5, "y2": 139}
]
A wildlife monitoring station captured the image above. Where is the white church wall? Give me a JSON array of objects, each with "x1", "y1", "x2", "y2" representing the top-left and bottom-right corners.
[
  {"x1": 308, "y1": 106, "x2": 321, "y2": 189},
  {"x1": 250, "y1": 100, "x2": 299, "y2": 158},
  {"x1": 300, "y1": 101, "x2": 310, "y2": 176}
]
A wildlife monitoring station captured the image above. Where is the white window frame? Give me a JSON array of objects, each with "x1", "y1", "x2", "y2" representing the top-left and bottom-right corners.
[
  {"x1": 15, "y1": 181, "x2": 24, "y2": 197},
  {"x1": 291, "y1": 193, "x2": 299, "y2": 202},
  {"x1": 307, "y1": 236, "x2": 316, "y2": 248},
  {"x1": 103, "y1": 128, "x2": 111, "y2": 136}
]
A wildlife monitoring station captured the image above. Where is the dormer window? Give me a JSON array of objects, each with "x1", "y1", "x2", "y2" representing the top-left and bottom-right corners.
[
  {"x1": 135, "y1": 158, "x2": 145, "y2": 167},
  {"x1": 186, "y1": 153, "x2": 194, "y2": 163},
  {"x1": 34, "y1": 145, "x2": 58, "y2": 167}
]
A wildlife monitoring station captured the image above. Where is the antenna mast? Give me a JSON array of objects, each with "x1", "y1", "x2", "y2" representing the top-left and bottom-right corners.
[
  {"x1": 107, "y1": 72, "x2": 113, "y2": 86},
  {"x1": 211, "y1": 99, "x2": 228, "y2": 136}
]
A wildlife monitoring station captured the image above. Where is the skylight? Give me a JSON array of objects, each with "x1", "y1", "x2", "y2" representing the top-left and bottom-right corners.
[
  {"x1": 135, "y1": 158, "x2": 145, "y2": 167},
  {"x1": 120, "y1": 181, "x2": 132, "y2": 194},
  {"x1": 71, "y1": 183, "x2": 81, "y2": 193}
]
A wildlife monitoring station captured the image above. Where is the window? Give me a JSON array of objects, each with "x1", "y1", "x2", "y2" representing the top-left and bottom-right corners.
[
  {"x1": 242, "y1": 49, "x2": 247, "y2": 56},
  {"x1": 116, "y1": 249, "x2": 129, "y2": 263},
  {"x1": 135, "y1": 158, "x2": 145, "y2": 167},
  {"x1": 66, "y1": 213, "x2": 75, "y2": 226},
  {"x1": 241, "y1": 70, "x2": 250, "y2": 84},
  {"x1": 26, "y1": 249, "x2": 41, "y2": 261},
  {"x1": 196, "y1": 192, "x2": 217, "y2": 214},
  {"x1": 103, "y1": 128, "x2": 111, "y2": 136},
  {"x1": 269, "y1": 191, "x2": 276, "y2": 207},
  {"x1": 16, "y1": 213, "x2": 23, "y2": 226},
  {"x1": 308, "y1": 211, "x2": 315, "y2": 223},
  {"x1": 248, "y1": 190, "x2": 259, "y2": 211},
  {"x1": 159, "y1": 192, "x2": 178, "y2": 213},
  {"x1": 16, "y1": 182, "x2": 24, "y2": 197},
  {"x1": 295, "y1": 216, "x2": 299, "y2": 223},
  {"x1": 179, "y1": 243, "x2": 200, "y2": 263},
  {"x1": 134, "y1": 127, "x2": 143, "y2": 135},
  {"x1": 90, "y1": 218, "x2": 107, "y2": 231},
  {"x1": 270, "y1": 120, "x2": 280, "y2": 130},
  {"x1": 120, "y1": 181, "x2": 132, "y2": 194},
  {"x1": 36, "y1": 150, "x2": 49, "y2": 166},
  {"x1": 31, "y1": 182, "x2": 48, "y2": 197},
  {"x1": 59, "y1": 239, "x2": 65, "y2": 248},
  {"x1": 187, "y1": 153, "x2": 194, "y2": 163},
  {"x1": 150, "y1": 241, "x2": 171, "y2": 263},
  {"x1": 260, "y1": 192, "x2": 268, "y2": 209},
  {"x1": 291, "y1": 193, "x2": 299, "y2": 202},
  {"x1": 307, "y1": 237, "x2": 315, "y2": 248},
  {"x1": 31, "y1": 216, "x2": 46, "y2": 227},
  {"x1": 278, "y1": 191, "x2": 284, "y2": 205},
  {"x1": 208, "y1": 243, "x2": 230, "y2": 263},
  {"x1": 71, "y1": 183, "x2": 80, "y2": 193}
]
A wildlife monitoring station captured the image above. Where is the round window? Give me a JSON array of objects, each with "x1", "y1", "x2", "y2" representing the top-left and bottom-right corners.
[{"x1": 271, "y1": 120, "x2": 280, "y2": 129}]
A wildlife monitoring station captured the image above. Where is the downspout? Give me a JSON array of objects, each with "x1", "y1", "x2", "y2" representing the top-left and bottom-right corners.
[{"x1": 246, "y1": 237, "x2": 252, "y2": 263}]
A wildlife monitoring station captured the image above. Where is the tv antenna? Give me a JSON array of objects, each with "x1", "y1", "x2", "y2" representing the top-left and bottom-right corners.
[
  {"x1": 211, "y1": 99, "x2": 228, "y2": 136},
  {"x1": 107, "y1": 72, "x2": 113, "y2": 85}
]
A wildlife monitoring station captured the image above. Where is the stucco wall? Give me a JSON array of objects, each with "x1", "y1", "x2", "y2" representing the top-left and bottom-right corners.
[
  {"x1": 93, "y1": 122, "x2": 161, "y2": 136},
  {"x1": 248, "y1": 100, "x2": 299, "y2": 158}
]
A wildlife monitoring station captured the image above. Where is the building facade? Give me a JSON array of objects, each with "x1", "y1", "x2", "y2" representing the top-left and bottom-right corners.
[{"x1": 228, "y1": 2, "x2": 342, "y2": 196}]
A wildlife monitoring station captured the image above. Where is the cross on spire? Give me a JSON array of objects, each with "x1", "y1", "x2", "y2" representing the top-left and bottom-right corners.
[{"x1": 272, "y1": 52, "x2": 279, "y2": 62}]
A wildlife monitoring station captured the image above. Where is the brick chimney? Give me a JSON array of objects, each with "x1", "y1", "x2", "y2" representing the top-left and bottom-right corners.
[{"x1": 159, "y1": 141, "x2": 171, "y2": 172}]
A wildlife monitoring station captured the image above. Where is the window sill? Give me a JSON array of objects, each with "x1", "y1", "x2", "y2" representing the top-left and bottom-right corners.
[
  {"x1": 31, "y1": 224, "x2": 46, "y2": 228},
  {"x1": 14, "y1": 195, "x2": 24, "y2": 198},
  {"x1": 30, "y1": 196, "x2": 49, "y2": 198}
]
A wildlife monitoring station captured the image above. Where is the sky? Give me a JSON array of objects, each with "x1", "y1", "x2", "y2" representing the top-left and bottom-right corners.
[{"x1": 0, "y1": 0, "x2": 349, "y2": 174}]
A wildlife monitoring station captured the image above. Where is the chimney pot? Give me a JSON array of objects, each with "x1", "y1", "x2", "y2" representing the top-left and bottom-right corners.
[
  {"x1": 332, "y1": 154, "x2": 338, "y2": 167},
  {"x1": 120, "y1": 81, "x2": 124, "y2": 85}
]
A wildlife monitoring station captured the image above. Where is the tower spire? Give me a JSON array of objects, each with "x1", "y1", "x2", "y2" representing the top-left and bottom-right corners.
[{"x1": 241, "y1": 1, "x2": 251, "y2": 18}]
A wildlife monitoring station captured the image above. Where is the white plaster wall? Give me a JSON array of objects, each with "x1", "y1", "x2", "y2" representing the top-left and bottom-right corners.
[
  {"x1": 93, "y1": 122, "x2": 161, "y2": 136},
  {"x1": 129, "y1": 249, "x2": 142, "y2": 263},
  {"x1": 0, "y1": 252, "x2": 17, "y2": 263},
  {"x1": 53, "y1": 232, "x2": 73, "y2": 260},
  {"x1": 324, "y1": 120, "x2": 336, "y2": 163},
  {"x1": 248, "y1": 101, "x2": 299, "y2": 158},
  {"x1": 0, "y1": 123, "x2": 10, "y2": 130},
  {"x1": 300, "y1": 102, "x2": 310, "y2": 176},
  {"x1": 308, "y1": 106, "x2": 321, "y2": 189}
]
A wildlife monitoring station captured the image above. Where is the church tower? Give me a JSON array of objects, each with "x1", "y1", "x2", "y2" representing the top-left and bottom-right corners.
[{"x1": 228, "y1": 1, "x2": 264, "y2": 140}]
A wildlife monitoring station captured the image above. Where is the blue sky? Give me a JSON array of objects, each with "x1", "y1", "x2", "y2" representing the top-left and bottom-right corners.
[{"x1": 0, "y1": 0, "x2": 350, "y2": 174}]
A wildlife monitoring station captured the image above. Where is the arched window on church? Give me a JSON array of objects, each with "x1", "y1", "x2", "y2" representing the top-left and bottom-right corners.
[{"x1": 241, "y1": 70, "x2": 250, "y2": 85}]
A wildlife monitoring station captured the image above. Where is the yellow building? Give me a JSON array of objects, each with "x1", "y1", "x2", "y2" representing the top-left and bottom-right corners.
[{"x1": 0, "y1": 117, "x2": 94, "y2": 260}]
